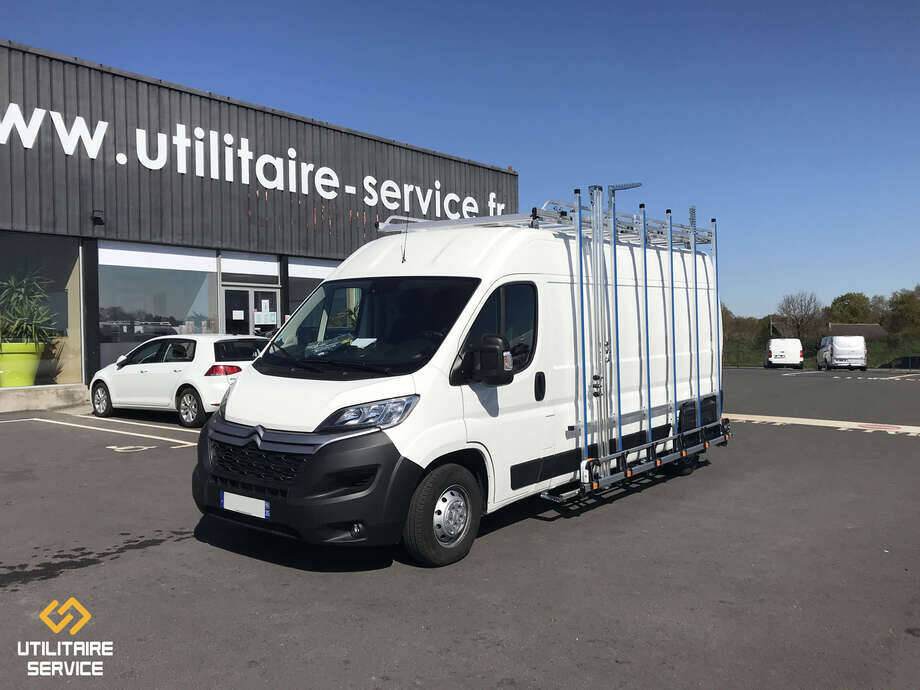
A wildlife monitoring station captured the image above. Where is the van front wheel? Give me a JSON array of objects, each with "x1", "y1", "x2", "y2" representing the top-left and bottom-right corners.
[{"x1": 402, "y1": 464, "x2": 482, "y2": 567}]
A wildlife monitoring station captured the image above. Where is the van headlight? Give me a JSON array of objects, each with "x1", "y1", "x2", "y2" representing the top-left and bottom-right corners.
[{"x1": 317, "y1": 395, "x2": 419, "y2": 431}]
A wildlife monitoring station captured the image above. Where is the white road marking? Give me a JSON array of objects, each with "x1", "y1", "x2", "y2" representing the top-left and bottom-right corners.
[
  {"x1": 107, "y1": 445, "x2": 157, "y2": 453},
  {"x1": 727, "y1": 413, "x2": 920, "y2": 437},
  {"x1": 76, "y1": 414, "x2": 200, "y2": 434},
  {"x1": 781, "y1": 371, "x2": 813, "y2": 376},
  {"x1": 0, "y1": 417, "x2": 195, "y2": 448},
  {"x1": 887, "y1": 373, "x2": 920, "y2": 380}
]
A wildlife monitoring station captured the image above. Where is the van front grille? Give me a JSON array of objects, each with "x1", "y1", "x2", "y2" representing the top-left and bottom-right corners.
[{"x1": 210, "y1": 440, "x2": 305, "y2": 484}]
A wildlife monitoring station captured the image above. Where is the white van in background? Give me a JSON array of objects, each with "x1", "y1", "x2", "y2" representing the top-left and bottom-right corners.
[
  {"x1": 817, "y1": 335, "x2": 867, "y2": 371},
  {"x1": 192, "y1": 206, "x2": 729, "y2": 566},
  {"x1": 764, "y1": 338, "x2": 803, "y2": 369}
]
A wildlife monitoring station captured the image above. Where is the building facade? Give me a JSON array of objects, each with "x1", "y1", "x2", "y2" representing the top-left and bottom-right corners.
[{"x1": 0, "y1": 41, "x2": 518, "y2": 395}]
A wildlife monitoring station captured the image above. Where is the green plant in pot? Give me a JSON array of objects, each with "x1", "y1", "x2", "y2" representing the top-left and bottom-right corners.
[{"x1": 0, "y1": 271, "x2": 57, "y2": 387}]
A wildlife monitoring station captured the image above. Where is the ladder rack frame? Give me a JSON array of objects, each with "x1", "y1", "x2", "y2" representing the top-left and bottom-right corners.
[{"x1": 375, "y1": 187, "x2": 731, "y2": 503}]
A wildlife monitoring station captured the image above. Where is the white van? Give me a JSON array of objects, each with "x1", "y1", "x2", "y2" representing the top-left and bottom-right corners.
[
  {"x1": 764, "y1": 338, "x2": 803, "y2": 369},
  {"x1": 817, "y1": 335, "x2": 867, "y2": 371},
  {"x1": 192, "y1": 206, "x2": 729, "y2": 566}
]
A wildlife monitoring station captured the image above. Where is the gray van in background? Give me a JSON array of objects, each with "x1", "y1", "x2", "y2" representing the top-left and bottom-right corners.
[{"x1": 817, "y1": 335, "x2": 867, "y2": 371}]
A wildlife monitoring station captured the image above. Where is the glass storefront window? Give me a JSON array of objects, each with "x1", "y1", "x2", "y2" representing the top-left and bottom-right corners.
[
  {"x1": 0, "y1": 231, "x2": 82, "y2": 387},
  {"x1": 288, "y1": 276, "x2": 322, "y2": 316},
  {"x1": 221, "y1": 251, "x2": 279, "y2": 286},
  {"x1": 98, "y1": 242, "x2": 218, "y2": 366},
  {"x1": 287, "y1": 257, "x2": 339, "y2": 317}
]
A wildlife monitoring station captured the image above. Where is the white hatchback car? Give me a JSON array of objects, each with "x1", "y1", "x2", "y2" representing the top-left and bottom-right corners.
[{"x1": 90, "y1": 335, "x2": 267, "y2": 427}]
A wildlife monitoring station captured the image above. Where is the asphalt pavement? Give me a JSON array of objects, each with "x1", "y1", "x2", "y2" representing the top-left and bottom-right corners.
[{"x1": 1, "y1": 369, "x2": 919, "y2": 688}]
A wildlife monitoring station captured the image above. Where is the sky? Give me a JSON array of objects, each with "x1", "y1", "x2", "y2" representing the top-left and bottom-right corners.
[{"x1": 4, "y1": 0, "x2": 919, "y2": 316}]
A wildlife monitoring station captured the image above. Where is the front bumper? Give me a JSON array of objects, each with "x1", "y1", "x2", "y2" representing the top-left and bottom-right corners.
[{"x1": 192, "y1": 414, "x2": 422, "y2": 545}]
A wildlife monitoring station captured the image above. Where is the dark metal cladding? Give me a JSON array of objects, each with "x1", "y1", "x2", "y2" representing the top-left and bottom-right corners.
[{"x1": 0, "y1": 41, "x2": 519, "y2": 259}]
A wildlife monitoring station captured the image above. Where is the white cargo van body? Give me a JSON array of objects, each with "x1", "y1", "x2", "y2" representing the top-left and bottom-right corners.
[
  {"x1": 193, "y1": 204, "x2": 729, "y2": 565},
  {"x1": 818, "y1": 335, "x2": 867, "y2": 370},
  {"x1": 765, "y1": 338, "x2": 804, "y2": 368}
]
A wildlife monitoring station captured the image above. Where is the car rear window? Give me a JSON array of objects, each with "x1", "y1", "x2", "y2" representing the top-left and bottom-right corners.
[
  {"x1": 833, "y1": 336, "x2": 864, "y2": 347},
  {"x1": 214, "y1": 339, "x2": 266, "y2": 362}
]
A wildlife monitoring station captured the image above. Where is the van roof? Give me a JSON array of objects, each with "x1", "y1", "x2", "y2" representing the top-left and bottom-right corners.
[{"x1": 333, "y1": 224, "x2": 707, "y2": 284}]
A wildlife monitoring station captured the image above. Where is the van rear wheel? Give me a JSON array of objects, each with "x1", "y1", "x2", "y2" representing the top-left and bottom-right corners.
[
  {"x1": 663, "y1": 454, "x2": 697, "y2": 477},
  {"x1": 402, "y1": 464, "x2": 482, "y2": 567}
]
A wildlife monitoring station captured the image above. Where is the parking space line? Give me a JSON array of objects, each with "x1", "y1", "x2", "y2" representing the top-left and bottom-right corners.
[
  {"x1": 728, "y1": 413, "x2": 920, "y2": 437},
  {"x1": 0, "y1": 417, "x2": 196, "y2": 448},
  {"x1": 76, "y1": 414, "x2": 201, "y2": 435},
  {"x1": 887, "y1": 373, "x2": 920, "y2": 380}
]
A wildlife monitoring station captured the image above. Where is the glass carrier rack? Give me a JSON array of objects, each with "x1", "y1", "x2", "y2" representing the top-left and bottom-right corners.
[{"x1": 377, "y1": 183, "x2": 732, "y2": 504}]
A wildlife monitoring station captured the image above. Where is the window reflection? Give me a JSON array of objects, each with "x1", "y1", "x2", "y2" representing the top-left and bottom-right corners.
[
  {"x1": 98, "y1": 266, "x2": 217, "y2": 365},
  {"x1": 0, "y1": 231, "x2": 82, "y2": 387}
]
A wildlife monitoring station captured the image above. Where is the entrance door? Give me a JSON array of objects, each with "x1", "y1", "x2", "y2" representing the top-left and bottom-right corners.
[
  {"x1": 223, "y1": 289, "x2": 251, "y2": 335},
  {"x1": 222, "y1": 288, "x2": 280, "y2": 336},
  {"x1": 252, "y1": 290, "x2": 280, "y2": 337}
]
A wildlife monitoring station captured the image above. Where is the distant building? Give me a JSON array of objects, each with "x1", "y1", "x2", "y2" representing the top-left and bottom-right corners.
[{"x1": 825, "y1": 322, "x2": 888, "y2": 338}]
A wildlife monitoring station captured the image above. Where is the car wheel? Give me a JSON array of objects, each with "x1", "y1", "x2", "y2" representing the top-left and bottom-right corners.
[
  {"x1": 177, "y1": 387, "x2": 206, "y2": 428},
  {"x1": 92, "y1": 382, "x2": 113, "y2": 417},
  {"x1": 402, "y1": 464, "x2": 482, "y2": 567}
]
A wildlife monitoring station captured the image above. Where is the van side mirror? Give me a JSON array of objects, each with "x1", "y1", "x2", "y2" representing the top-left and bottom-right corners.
[
  {"x1": 478, "y1": 334, "x2": 514, "y2": 386},
  {"x1": 115, "y1": 354, "x2": 127, "y2": 368}
]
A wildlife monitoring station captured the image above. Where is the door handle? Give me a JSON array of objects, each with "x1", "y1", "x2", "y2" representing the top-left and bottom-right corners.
[
  {"x1": 139, "y1": 369, "x2": 148, "y2": 374},
  {"x1": 173, "y1": 369, "x2": 184, "y2": 373},
  {"x1": 534, "y1": 371, "x2": 546, "y2": 401}
]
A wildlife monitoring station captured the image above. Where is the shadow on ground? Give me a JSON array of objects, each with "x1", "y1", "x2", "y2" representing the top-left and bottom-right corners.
[{"x1": 194, "y1": 461, "x2": 706, "y2": 572}]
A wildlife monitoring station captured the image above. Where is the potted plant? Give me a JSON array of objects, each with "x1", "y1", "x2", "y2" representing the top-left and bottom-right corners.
[{"x1": 0, "y1": 271, "x2": 57, "y2": 387}]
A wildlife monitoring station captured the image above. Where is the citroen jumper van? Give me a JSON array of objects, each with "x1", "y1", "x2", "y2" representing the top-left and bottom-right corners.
[
  {"x1": 817, "y1": 335, "x2": 867, "y2": 371},
  {"x1": 192, "y1": 211, "x2": 726, "y2": 566},
  {"x1": 764, "y1": 338, "x2": 804, "y2": 368}
]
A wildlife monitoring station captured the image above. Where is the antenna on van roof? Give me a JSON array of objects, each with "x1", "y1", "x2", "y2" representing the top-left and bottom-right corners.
[{"x1": 401, "y1": 216, "x2": 410, "y2": 263}]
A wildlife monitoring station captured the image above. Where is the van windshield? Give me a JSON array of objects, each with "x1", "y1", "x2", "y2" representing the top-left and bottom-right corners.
[{"x1": 255, "y1": 277, "x2": 480, "y2": 379}]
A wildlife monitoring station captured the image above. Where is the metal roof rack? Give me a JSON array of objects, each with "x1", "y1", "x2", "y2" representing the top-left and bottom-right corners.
[{"x1": 376, "y1": 199, "x2": 713, "y2": 247}]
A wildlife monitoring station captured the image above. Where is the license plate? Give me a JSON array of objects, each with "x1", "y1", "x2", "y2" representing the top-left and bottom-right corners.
[{"x1": 221, "y1": 491, "x2": 270, "y2": 519}]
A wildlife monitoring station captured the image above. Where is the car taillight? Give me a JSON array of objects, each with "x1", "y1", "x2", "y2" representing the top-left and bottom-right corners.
[
  {"x1": 204, "y1": 364, "x2": 242, "y2": 376},
  {"x1": 799, "y1": 350, "x2": 803, "y2": 358},
  {"x1": 768, "y1": 350, "x2": 772, "y2": 358}
]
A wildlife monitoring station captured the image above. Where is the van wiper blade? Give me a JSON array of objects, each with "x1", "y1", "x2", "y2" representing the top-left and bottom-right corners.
[
  {"x1": 311, "y1": 358, "x2": 392, "y2": 375},
  {"x1": 265, "y1": 341, "x2": 324, "y2": 371}
]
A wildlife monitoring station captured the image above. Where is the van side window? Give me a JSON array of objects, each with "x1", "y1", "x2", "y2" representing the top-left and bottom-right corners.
[{"x1": 466, "y1": 283, "x2": 537, "y2": 373}]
